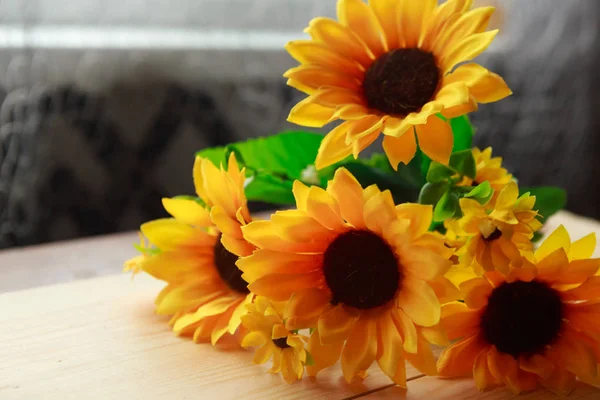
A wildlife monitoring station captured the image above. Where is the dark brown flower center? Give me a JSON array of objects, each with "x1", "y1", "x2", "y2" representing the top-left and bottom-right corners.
[
  {"x1": 483, "y1": 228, "x2": 502, "y2": 242},
  {"x1": 363, "y1": 48, "x2": 440, "y2": 117},
  {"x1": 273, "y1": 337, "x2": 290, "y2": 349},
  {"x1": 323, "y1": 230, "x2": 401, "y2": 310},
  {"x1": 480, "y1": 280, "x2": 563, "y2": 358},
  {"x1": 213, "y1": 236, "x2": 250, "y2": 294}
]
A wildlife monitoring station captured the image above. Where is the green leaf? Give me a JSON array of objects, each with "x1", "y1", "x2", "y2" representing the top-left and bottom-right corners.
[
  {"x1": 433, "y1": 191, "x2": 459, "y2": 222},
  {"x1": 532, "y1": 231, "x2": 544, "y2": 243},
  {"x1": 305, "y1": 351, "x2": 315, "y2": 366},
  {"x1": 520, "y1": 186, "x2": 567, "y2": 221},
  {"x1": 449, "y1": 150, "x2": 476, "y2": 179},
  {"x1": 426, "y1": 162, "x2": 455, "y2": 184},
  {"x1": 196, "y1": 131, "x2": 325, "y2": 205},
  {"x1": 463, "y1": 181, "x2": 494, "y2": 204},
  {"x1": 450, "y1": 115, "x2": 474, "y2": 152},
  {"x1": 419, "y1": 182, "x2": 449, "y2": 206}
]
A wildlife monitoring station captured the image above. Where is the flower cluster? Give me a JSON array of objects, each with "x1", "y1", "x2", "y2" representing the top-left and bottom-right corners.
[{"x1": 124, "y1": 0, "x2": 600, "y2": 396}]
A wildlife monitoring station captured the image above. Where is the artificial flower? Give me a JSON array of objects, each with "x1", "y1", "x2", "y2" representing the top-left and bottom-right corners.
[
  {"x1": 237, "y1": 168, "x2": 454, "y2": 386},
  {"x1": 285, "y1": 0, "x2": 511, "y2": 170},
  {"x1": 437, "y1": 225, "x2": 600, "y2": 395},
  {"x1": 452, "y1": 181, "x2": 541, "y2": 274},
  {"x1": 457, "y1": 147, "x2": 513, "y2": 206},
  {"x1": 123, "y1": 232, "x2": 152, "y2": 277},
  {"x1": 124, "y1": 153, "x2": 254, "y2": 346},
  {"x1": 241, "y1": 297, "x2": 308, "y2": 384}
]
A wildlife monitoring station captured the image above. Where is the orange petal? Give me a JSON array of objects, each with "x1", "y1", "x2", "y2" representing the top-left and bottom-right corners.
[
  {"x1": 415, "y1": 116, "x2": 453, "y2": 165},
  {"x1": 560, "y1": 276, "x2": 600, "y2": 301},
  {"x1": 306, "y1": 186, "x2": 345, "y2": 230},
  {"x1": 270, "y1": 210, "x2": 337, "y2": 244},
  {"x1": 473, "y1": 347, "x2": 499, "y2": 391},
  {"x1": 241, "y1": 220, "x2": 325, "y2": 253},
  {"x1": 460, "y1": 277, "x2": 493, "y2": 309},
  {"x1": 376, "y1": 313, "x2": 407, "y2": 387},
  {"x1": 306, "y1": 330, "x2": 344, "y2": 377},
  {"x1": 519, "y1": 354, "x2": 555, "y2": 380},
  {"x1": 556, "y1": 258, "x2": 600, "y2": 285},
  {"x1": 337, "y1": 0, "x2": 386, "y2": 57},
  {"x1": 327, "y1": 168, "x2": 367, "y2": 228},
  {"x1": 318, "y1": 304, "x2": 358, "y2": 344},
  {"x1": 341, "y1": 318, "x2": 378, "y2": 382},
  {"x1": 382, "y1": 130, "x2": 418, "y2": 170},
  {"x1": 248, "y1": 271, "x2": 324, "y2": 301},
  {"x1": 397, "y1": 276, "x2": 441, "y2": 327},
  {"x1": 285, "y1": 40, "x2": 365, "y2": 78},
  {"x1": 429, "y1": 276, "x2": 462, "y2": 304},
  {"x1": 315, "y1": 122, "x2": 355, "y2": 170},
  {"x1": 311, "y1": 86, "x2": 366, "y2": 108},
  {"x1": 404, "y1": 337, "x2": 438, "y2": 376},
  {"x1": 437, "y1": 334, "x2": 485, "y2": 377},
  {"x1": 440, "y1": 302, "x2": 481, "y2": 340},
  {"x1": 306, "y1": 17, "x2": 374, "y2": 66},
  {"x1": 395, "y1": 203, "x2": 433, "y2": 236},
  {"x1": 211, "y1": 303, "x2": 238, "y2": 345},
  {"x1": 284, "y1": 288, "x2": 330, "y2": 330}
]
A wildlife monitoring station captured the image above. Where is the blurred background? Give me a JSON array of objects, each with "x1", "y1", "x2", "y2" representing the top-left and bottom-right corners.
[{"x1": 0, "y1": 0, "x2": 598, "y2": 249}]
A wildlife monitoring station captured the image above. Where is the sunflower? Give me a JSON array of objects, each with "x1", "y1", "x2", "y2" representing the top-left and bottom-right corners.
[
  {"x1": 123, "y1": 232, "x2": 152, "y2": 277},
  {"x1": 125, "y1": 153, "x2": 254, "y2": 346},
  {"x1": 285, "y1": 0, "x2": 511, "y2": 170},
  {"x1": 241, "y1": 297, "x2": 308, "y2": 384},
  {"x1": 453, "y1": 181, "x2": 541, "y2": 274},
  {"x1": 237, "y1": 168, "x2": 454, "y2": 386},
  {"x1": 457, "y1": 147, "x2": 513, "y2": 206},
  {"x1": 437, "y1": 225, "x2": 600, "y2": 395}
]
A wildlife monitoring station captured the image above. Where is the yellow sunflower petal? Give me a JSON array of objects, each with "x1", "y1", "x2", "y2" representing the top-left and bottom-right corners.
[
  {"x1": 395, "y1": 203, "x2": 433, "y2": 236},
  {"x1": 338, "y1": 0, "x2": 386, "y2": 57},
  {"x1": 327, "y1": 167, "x2": 367, "y2": 228},
  {"x1": 376, "y1": 313, "x2": 407, "y2": 387},
  {"x1": 241, "y1": 220, "x2": 325, "y2": 253},
  {"x1": 238, "y1": 249, "x2": 322, "y2": 283},
  {"x1": 156, "y1": 285, "x2": 219, "y2": 315},
  {"x1": 315, "y1": 121, "x2": 355, "y2": 169},
  {"x1": 318, "y1": 304, "x2": 358, "y2": 344},
  {"x1": 305, "y1": 186, "x2": 345, "y2": 230},
  {"x1": 570, "y1": 233, "x2": 597, "y2": 261},
  {"x1": 405, "y1": 337, "x2": 438, "y2": 376},
  {"x1": 369, "y1": 0, "x2": 399, "y2": 50},
  {"x1": 398, "y1": 0, "x2": 435, "y2": 48},
  {"x1": 241, "y1": 330, "x2": 269, "y2": 348},
  {"x1": 270, "y1": 348, "x2": 283, "y2": 373},
  {"x1": 228, "y1": 295, "x2": 252, "y2": 334},
  {"x1": 211, "y1": 303, "x2": 237, "y2": 345},
  {"x1": 536, "y1": 248, "x2": 569, "y2": 282},
  {"x1": 415, "y1": 116, "x2": 453, "y2": 165},
  {"x1": 307, "y1": 330, "x2": 344, "y2": 377},
  {"x1": 341, "y1": 318, "x2": 378, "y2": 383},
  {"x1": 311, "y1": 87, "x2": 366, "y2": 108},
  {"x1": 429, "y1": 276, "x2": 462, "y2": 304},
  {"x1": 285, "y1": 40, "x2": 365, "y2": 78},
  {"x1": 306, "y1": 17, "x2": 374, "y2": 66},
  {"x1": 397, "y1": 276, "x2": 441, "y2": 327},
  {"x1": 253, "y1": 342, "x2": 275, "y2": 365},
  {"x1": 382, "y1": 130, "x2": 418, "y2": 170},
  {"x1": 141, "y1": 219, "x2": 199, "y2": 250},
  {"x1": 438, "y1": 334, "x2": 485, "y2": 377},
  {"x1": 162, "y1": 198, "x2": 212, "y2": 227},
  {"x1": 441, "y1": 30, "x2": 499, "y2": 74},
  {"x1": 363, "y1": 190, "x2": 398, "y2": 235},
  {"x1": 391, "y1": 308, "x2": 418, "y2": 354},
  {"x1": 434, "y1": 81, "x2": 471, "y2": 110},
  {"x1": 537, "y1": 225, "x2": 572, "y2": 261},
  {"x1": 287, "y1": 97, "x2": 336, "y2": 128},
  {"x1": 248, "y1": 271, "x2": 324, "y2": 302},
  {"x1": 446, "y1": 63, "x2": 511, "y2": 104},
  {"x1": 436, "y1": 7, "x2": 495, "y2": 52},
  {"x1": 402, "y1": 246, "x2": 451, "y2": 282},
  {"x1": 284, "y1": 65, "x2": 361, "y2": 95},
  {"x1": 271, "y1": 210, "x2": 337, "y2": 244}
]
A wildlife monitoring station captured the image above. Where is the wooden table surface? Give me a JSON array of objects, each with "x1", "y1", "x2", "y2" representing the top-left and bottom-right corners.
[{"x1": 1, "y1": 211, "x2": 599, "y2": 399}]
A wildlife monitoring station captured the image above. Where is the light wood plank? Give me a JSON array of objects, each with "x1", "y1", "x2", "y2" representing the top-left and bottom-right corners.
[
  {"x1": 0, "y1": 274, "x2": 420, "y2": 400},
  {"x1": 360, "y1": 376, "x2": 600, "y2": 399}
]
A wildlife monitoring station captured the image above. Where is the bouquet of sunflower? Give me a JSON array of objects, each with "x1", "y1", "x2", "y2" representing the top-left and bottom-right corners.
[{"x1": 124, "y1": 0, "x2": 600, "y2": 396}]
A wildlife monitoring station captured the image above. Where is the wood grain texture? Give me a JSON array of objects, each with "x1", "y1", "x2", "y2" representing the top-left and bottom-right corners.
[
  {"x1": 362, "y1": 376, "x2": 599, "y2": 399},
  {"x1": 0, "y1": 274, "x2": 421, "y2": 400}
]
